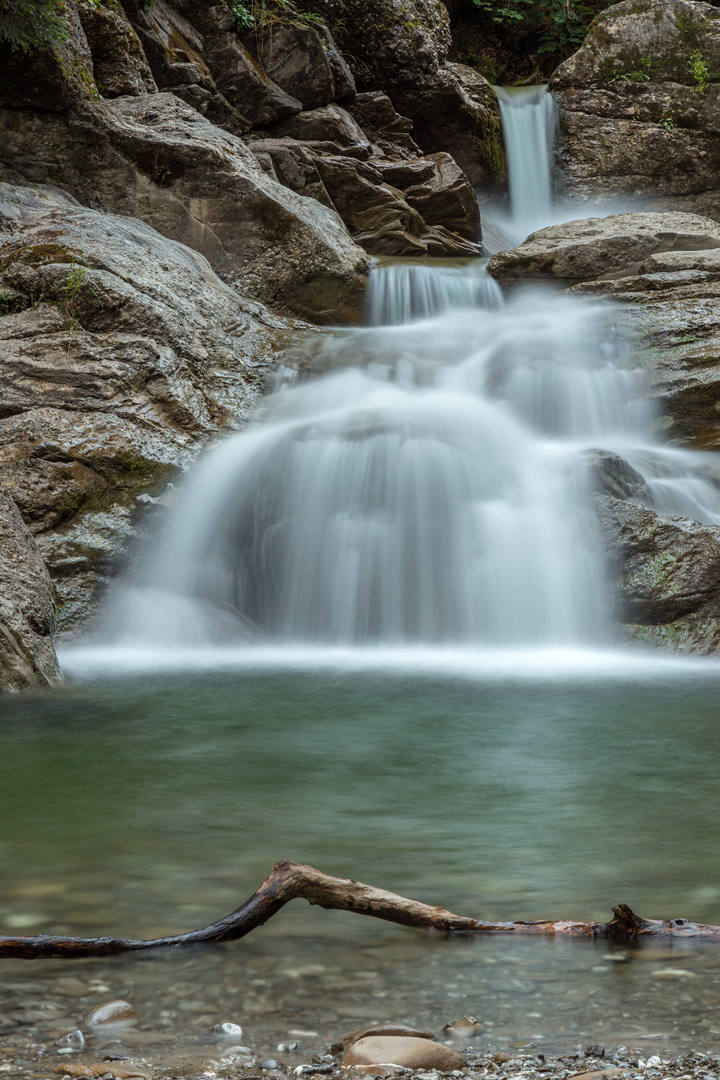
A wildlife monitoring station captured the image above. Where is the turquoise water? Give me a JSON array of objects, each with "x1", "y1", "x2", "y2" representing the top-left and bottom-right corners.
[{"x1": 3, "y1": 657, "x2": 720, "y2": 1062}]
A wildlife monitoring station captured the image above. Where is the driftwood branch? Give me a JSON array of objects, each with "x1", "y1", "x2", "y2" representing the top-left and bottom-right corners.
[{"x1": 1, "y1": 860, "x2": 718, "y2": 960}]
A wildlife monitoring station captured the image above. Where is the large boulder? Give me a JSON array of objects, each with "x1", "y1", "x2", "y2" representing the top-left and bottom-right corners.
[
  {"x1": 596, "y1": 488, "x2": 720, "y2": 654},
  {"x1": 552, "y1": 0, "x2": 720, "y2": 220},
  {"x1": 76, "y1": 0, "x2": 157, "y2": 98},
  {"x1": 0, "y1": 493, "x2": 59, "y2": 691},
  {"x1": 0, "y1": 180, "x2": 299, "y2": 628},
  {"x1": 245, "y1": 19, "x2": 355, "y2": 110},
  {"x1": 0, "y1": 89, "x2": 369, "y2": 323}
]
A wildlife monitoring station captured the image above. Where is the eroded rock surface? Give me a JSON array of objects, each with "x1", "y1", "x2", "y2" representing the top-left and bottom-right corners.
[
  {"x1": 552, "y1": 0, "x2": 720, "y2": 220},
  {"x1": 0, "y1": 492, "x2": 59, "y2": 691},
  {"x1": 0, "y1": 180, "x2": 296, "y2": 636}
]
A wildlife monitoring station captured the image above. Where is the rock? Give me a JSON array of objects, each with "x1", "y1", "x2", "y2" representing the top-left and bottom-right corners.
[
  {"x1": 596, "y1": 492, "x2": 720, "y2": 651},
  {"x1": 0, "y1": 178, "x2": 300, "y2": 628},
  {"x1": 487, "y1": 212, "x2": 720, "y2": 286},
  {"x1": 214, "y1": 1022, "x2": 245, "y2": 1037},
  {"x1": 293, "y1": 0, "x2": 504, "y2": 185},
  {"x1": 584, "y1": 450, "x2": 654, "y2": 504},
  {"x1": 246, "y1": 19, "x2": 355, "y2": 109},
  {"x1": 0, "y1": 3, "x2": 96, "y2": 112},
  {"x1": 552, "y1": 0, "x2": 720, "y2": 220},
  {"x1": 0, "y1": 89, "x2": 369, "y2": 323},
  {"x1": 260, "y1": 1059, "x2": 279, "y2": 1069},
  {"x1": 332, "y1": 1024, "x2": 436, "y2": 1053},
  {"x1": 0, "y1": 491, "x2": 59, "y2": 691},
  {"x1": 85, "y1": 999, "x2": 140, "y2": 1027},
  {"x1": 342, "y1": 1035, "x2": 466, "y2": 1071},
  {"x1": 443, "y1": 1015, "x2": 481, "y2": 1035},
  {"x1": 204, "y1": 33, "x2": 302, "y2": 130},
  {"x1": 346, "y1": 92, "x2": 421, "y2": 160},
  {"x1": 267, "y1": 103, "x2": 371, "y2": 149},
  {"x1": 76, "y1": 1, "x2": 157, "y2": 98}
]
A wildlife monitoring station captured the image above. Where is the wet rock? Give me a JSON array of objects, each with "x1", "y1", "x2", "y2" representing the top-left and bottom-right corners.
[
  {"x1": 261, "y1": 1059, "x2": 279, "y2": 1069},
  {"x1": 584, "y1": 450, "x2": 654, "y2": 505},
  {"x1": 342, "y1": 1035, "x2": 466, "y2": 1071},
  {"x1": 0, "y1": 491, "x2": 59, "y2": 691},
  {"x1": 332, "y1": 1024, "x2": 436, "y2": 1053},
  {"x1": 487, "y1": 212, "x2": 720, "y2": 287},
  {"x1": 443, "y1": 1015, "x2": 481, "y2": 1036},
  {"x1": 346, "y1": 92, "x2": 421, "y2": 160},
  {"x1": 56, "y1": 1028, "x2": 85, "y2": 1051},
  {"x1": 552, "y1": 0, "x2": 720, "y2": 221},
  {"x1": 203, "y1": 33, "x2": 302, "y2": 130},
  {"x1": 596, "y1": 492, "x2": 720, "y2": 652},
  {"x1": 84, "y1": 999, "x2": 140, "y2": 1027},
  {"x1": 267, "y1": 104, "x2": 371, "y2": 150}
]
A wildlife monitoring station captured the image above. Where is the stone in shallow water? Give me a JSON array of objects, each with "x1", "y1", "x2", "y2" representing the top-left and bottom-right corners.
[
  {"x1": 84, "y1": 999, "x2": 140, "y2": 1028},
  {"x1": 342, "y1": 1036, "x2": 466, "y2": 1071},
  {"x1": 214, "y1": 1021, "x2": 244, "y2": 1037}
]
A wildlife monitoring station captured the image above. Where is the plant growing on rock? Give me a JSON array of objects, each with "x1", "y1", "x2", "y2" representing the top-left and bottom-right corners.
[
  {"x1": 689, "y1": 49, "x2": 711, "y2": 94},
  {"x1": 0, "y1": 0, "x2": 68, "y2": 53},
  {"x1": 231, "y1": 2, "x2": 255, "y2": 29}
]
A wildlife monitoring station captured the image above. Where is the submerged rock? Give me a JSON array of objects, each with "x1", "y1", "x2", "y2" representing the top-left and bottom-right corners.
[{"x1": 84, "y1": 999, "x2": 140, "y2": 1027}]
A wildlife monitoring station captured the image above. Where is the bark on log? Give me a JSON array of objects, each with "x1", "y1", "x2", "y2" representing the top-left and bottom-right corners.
[{"x1": 1, "y1": 860, "x2": 718, "y2": 959}]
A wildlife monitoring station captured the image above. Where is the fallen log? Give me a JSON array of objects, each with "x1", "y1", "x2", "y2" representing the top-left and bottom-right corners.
[{"x1": 1, "y1": 859, "x2": 718, "y2": 959}]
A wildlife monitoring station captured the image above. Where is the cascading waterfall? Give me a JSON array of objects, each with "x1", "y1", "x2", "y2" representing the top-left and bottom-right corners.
[
  {"x1": 100, "y1": 87, "x2": 720, "y2": 660},
  {"x1": 495, "y1": 85, "x2": 558, "y2": 233}
]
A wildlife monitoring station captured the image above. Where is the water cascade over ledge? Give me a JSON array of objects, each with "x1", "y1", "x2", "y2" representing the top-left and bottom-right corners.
[{"x1": 93, "y1": 90, "x2": 720, "y2": 664}]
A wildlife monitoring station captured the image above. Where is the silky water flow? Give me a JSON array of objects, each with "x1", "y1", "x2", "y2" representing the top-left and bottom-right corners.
[{"x1": 103, "y1": 88, "x2": 720, "y2": 656}]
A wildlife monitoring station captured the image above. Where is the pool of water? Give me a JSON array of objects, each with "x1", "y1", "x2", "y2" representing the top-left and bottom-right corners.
[{"x1": 2, "y1": 655, "x2": 720, "y2": 1066}]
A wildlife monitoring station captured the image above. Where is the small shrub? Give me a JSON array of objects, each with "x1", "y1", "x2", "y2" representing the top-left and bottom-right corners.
[
  {"x1": 0, "y1": 0, "x2": 68, "y2": 54},
  {"x1": 660, "y1": 116, "x2": 677, "y2": 132},
  {"x1": 231, "y1": 2, "x2": 255, "y2": 29},
  {"x1": 689, "y1": 49, "x2": 711, "y2": 93}
]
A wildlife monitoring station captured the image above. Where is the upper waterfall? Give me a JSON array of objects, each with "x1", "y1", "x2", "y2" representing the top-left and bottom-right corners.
[{"x1": 495, "y1": 85, "x2": 558, "y2": 233}]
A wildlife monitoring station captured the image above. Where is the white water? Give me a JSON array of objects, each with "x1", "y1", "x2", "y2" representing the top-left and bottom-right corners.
[
  {"x1": 77, "y1": 87, "x2": 720, "y2": 670},
  {"x1": 495, "y1": 86, "x2": 558, "y2": 232}
]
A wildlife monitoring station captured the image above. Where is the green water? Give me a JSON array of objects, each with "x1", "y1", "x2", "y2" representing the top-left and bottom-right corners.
[{"x1": 3, "y1": 662, "x2": 720, "y2": 1062}]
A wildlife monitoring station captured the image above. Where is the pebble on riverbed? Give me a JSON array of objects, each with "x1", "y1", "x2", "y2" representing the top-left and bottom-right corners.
[{"x1": 84, "y1": 999, "x2": 141, "y2": 1028}]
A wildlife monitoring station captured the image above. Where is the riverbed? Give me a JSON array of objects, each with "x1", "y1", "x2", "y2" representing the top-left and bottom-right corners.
[{"x1": 3, "y1": 656, "x2": 720, "y2": 1072}]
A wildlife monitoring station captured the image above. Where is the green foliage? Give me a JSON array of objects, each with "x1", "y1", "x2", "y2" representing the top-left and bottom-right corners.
[
  {"x1": 231, "y1": 2, "x2": 255, "y2": 28},
  {"x1": 469, "y1": 0, "x2": 613, "y2": 63},
  {"x1": 661, "y1": 116, "x2": 677, "y2": 132},
  {"x1": 610, "y1": 57, "x2": 652, "y2": 83},
  {"x1": 0, "y1": 0, "x2": 68, "y2": 54},
  {"x1": 689, "y1": 49, "x2": 711, "y2": 93}
]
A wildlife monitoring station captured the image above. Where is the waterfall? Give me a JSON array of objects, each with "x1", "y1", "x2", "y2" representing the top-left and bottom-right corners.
[
  {"x1": 109, "y1": 271, "x2": 619, "y2": 650},
  {"x1": 364, "y1": 261, "x2": 503, "y2": 325},
  {"x1": 495, "y1": 85, "x2": 558, "y2": 232}
]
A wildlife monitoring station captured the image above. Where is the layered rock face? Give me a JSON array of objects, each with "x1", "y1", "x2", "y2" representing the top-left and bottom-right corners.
[
  {"x1": 552, "y1": 0, "x2": 720, "y2": 220},
  {"x1": 287, "y1": 0, "x2": 505, "y2": 186},
  {"x1": 0, "y1": 178, "x2": 296, "y2": 660},
  {"x1": 489, "y1": 212, "x2": 720, "y2": 654},
  {"x1": 0, "y1": 492, "x2": 59, "y2": 690}
]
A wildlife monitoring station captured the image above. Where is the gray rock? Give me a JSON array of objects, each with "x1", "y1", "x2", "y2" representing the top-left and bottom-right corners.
[
  {"x1": 76, "y1": 1, "x2": 157, "y2": 98},
  {"x1": 0, "y1": 179, "x2": 300, "y2": 629},
  {"x1": 552, "y1": 0, "x2": 720, "y2": 220},
  {"x1": 487, "y1": 212, "x2": 720, "y2": 286},
  {"x1": 0, "y1": 492, "x2": 59, "y2": 691}
]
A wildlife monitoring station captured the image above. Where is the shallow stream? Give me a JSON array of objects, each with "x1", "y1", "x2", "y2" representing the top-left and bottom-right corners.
[{"x1": 3, "y1": 661, "x2": 720, "y2": 1069}]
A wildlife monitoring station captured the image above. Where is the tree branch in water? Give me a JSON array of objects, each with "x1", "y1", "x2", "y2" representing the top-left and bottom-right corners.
[{"x1": 1, "y1": 860, "x2": 718, "y2": 959}]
